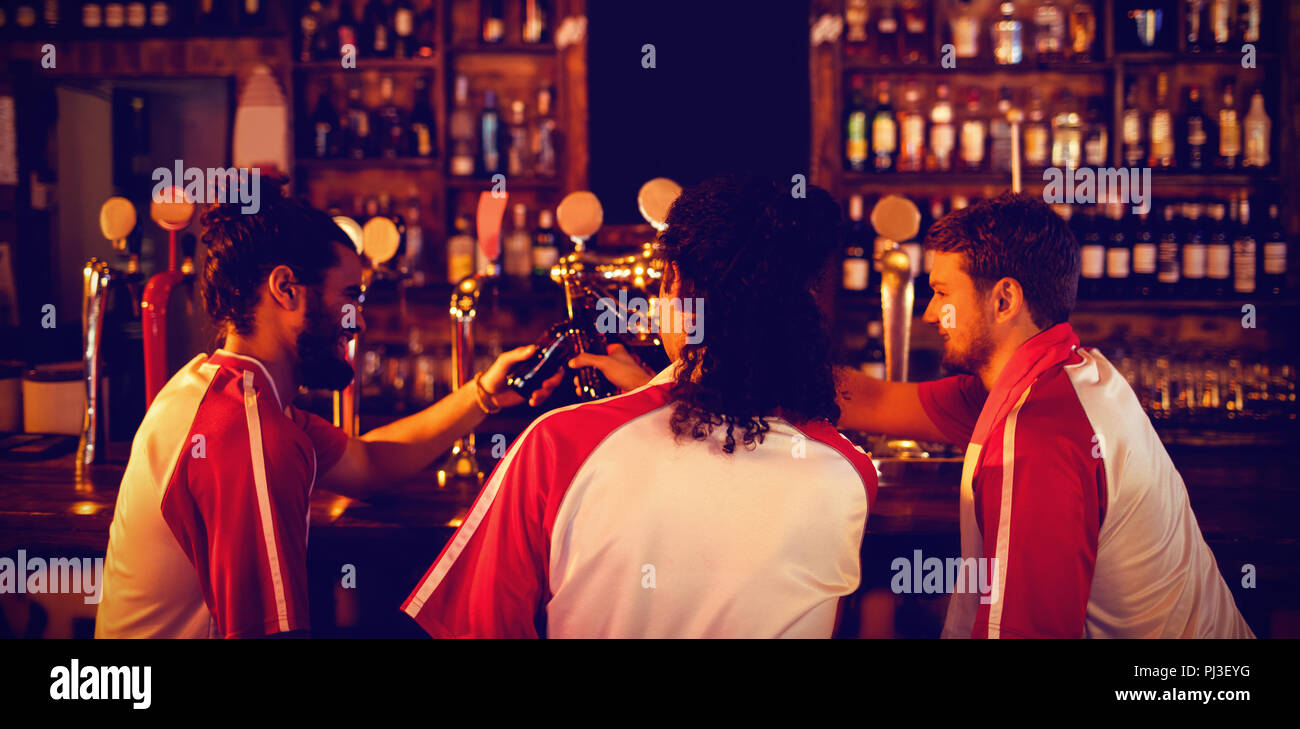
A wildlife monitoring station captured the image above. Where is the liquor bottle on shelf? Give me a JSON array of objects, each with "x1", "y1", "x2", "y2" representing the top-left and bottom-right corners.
[
  {"x1": 1180, "y1": 85, "x2": 1211, "y2": 172},
  {"x1": 958, "y1": 87, "x2": 986, "y2": 173},
  {"x1": 479, "y1": 90, "x2": 503, "y2": 177},
  {"x1": 900, "y1": 0, "x2": 928, "y2": 64},
  {"x1": 392, "y1": 0, "x2": 416, "y2": 59},
  {"x1": 1242, "y1": 88, "x2": 1270, "y2": 169},
  {"x1": 844, "y1": 74, "x2": 869, "y2": 173},
  {"x1": 375, "y1": 75, "x2": 405, "y2": 159},
  {"x1": 1131, "y1": 209, "x2": 1158, "y2": 297},
  {"x1": 1023, "y1": 88, "x2": 1049, "y2": 168},
  {"x1": 949, "y1": 0, "x2": 979, "y2": 60},
  {"x1": 1205, "y1": 202, "x2": 1231, "y2": 298},
  {"x1": 238, "y1": 0, "x2": 264, "y2": 27},
  {"x1": 1077, "y1": 208, "x2": 1105, "y2": 299},
  {"x1": 1066, "y1": 0, "x2": 1096, "y2": 62},
  {"x1": 875, "y1": 1, "x2": 899, "y2": 64},
  {"x1": 300, "y1": 1, "x2": 324, "y2": 62},
  {"x1": 522, "y1": 0, "x2": 550, "y2": 44},
  {"x1": 1083, "y1": 97, "x2": 1108, "y2": 167},
  {"x1": 1156, "y1": 204, "x2": 1182, "y2": 298},
  {"x1": 1231, "y1": 194, "x2": 1256, "y2": 296},
  {"x1": 401, "y1": 194, "x2": 424, "y2": 279},
  {"x1": 842, "y1": 195, "x2": 870, "y2": 294},
  {"x1": 927, "y1": 82, "x2": 955, "y2": 172},
  {"x1": 506, "y1": 99, "x2": 530, "y2": 177},
  {"x1": 533, "y1": 209, "x2": 559, "y2": 288},
  {"x1": 1185, "y1": 0, "x2": 1205, "y2": 53},
  {"x1": 844, "y1": 0, "x2": 869, "y2": 58},
  {"x1": 1208, "y1": 0, "x2": 1233, "y2": 52},
  {"x1": 1238, "y1": 0, "x2": 1261, "y2": 45},
  {"x1": 1217, "y1": 79, "x2": 1240, "y2": 170},
  {"x1": 1261, "y1": 204, "x2": 1286, "y2": 297},
  {"x1": 1105, "y1": 202, "x2": 1132, "y2": 299},
  {"x1": 532, "y1": 87, "x2": 558, "y2": 177},
  {"x1": 503, "y1": 203, "x2": 533, "y2": 285},
  {"x1": 1033, "y1": 0, "x2": 1065, "y2": 64},
  {"x1": 447, "y1": 216, "x2": 476, "y2": 284},
  {"x1": 312, "y1": 0, "x2": 337, "y2": 60},
  {"x1": 871, "y1": 80, "x2": 897, "y2": 172},
  {"x1": 344, "y1": 84, "x2": 371, "y2": 159},
  {"x1": 989, "y1": 86, "x2": 1013, "y2": 173},
  {"x1": 449, "y1": 75, "x2": 476, "y2": 176},
  {"x1": 1121, "y1": 76, "x2": 1144, "y2": 167},
  {"x1": 409, "y1": 74, "x2": 437, "y2": 158},
  {"x1": 364, "y1": 0, "x2": 393, "y2": 58},
  {"x1": 308, "y1": 89, "x2": 339, "y2": 159},
  {"x1": 413, "y1": 0, "x2": 436, "y2": 56},
  {"x1": 1148, "y1": 73, "x2": 1174, "y2": 169},
  {"x1": 1051, "y1": 89, "x2": 1082, "y2": 169},
  {"x1": 481, "y1": 0, "x2": 504, "y2": 44},
  {"x1": 896, "y1": 81, "x2": 925, "y2": 172},
  {"x1": 1180, "y1": 202, "x2": 1208, "y2": 298},
  {"x1": 992, "y1": 1, "x2": 1023, "y2": 65},
  {"x1": 337, "y1": 0, "x2": 360, "y2": 57}
]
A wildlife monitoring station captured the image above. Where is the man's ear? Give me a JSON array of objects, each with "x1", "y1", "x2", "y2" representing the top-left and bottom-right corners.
[
  {"x1": 266, "y1": 265, "x2": 302, "y2": 312},
  {"x1": 992, "y1": 277, "x2": 1024, "y2": 323}
]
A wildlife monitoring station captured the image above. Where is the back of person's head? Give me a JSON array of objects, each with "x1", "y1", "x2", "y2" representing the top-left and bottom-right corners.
[
  {"x1": 199, "y1": 181, "x2": 354, "y2": 335},
  {"x1": 924, "y1": 191, "x2": 1080, "y2": 329},
  {"x1": 657, "y1": 173, "x2": 842, "y2": 453}
]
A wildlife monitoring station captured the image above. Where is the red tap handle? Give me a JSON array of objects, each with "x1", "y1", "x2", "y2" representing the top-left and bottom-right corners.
[{"x1": 141, "y1": 270, "x2": 186, "y2": 407}]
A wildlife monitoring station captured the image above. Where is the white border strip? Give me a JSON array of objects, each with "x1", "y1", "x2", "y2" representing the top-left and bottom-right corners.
[
  {"x1": 243, "y1": 370, "x2": 292, "y2": 633},
  {"x1": 987, "y1": 386, "x2": 1033, "y2": 639}
]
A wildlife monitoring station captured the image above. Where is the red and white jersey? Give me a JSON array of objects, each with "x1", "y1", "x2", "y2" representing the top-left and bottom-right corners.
[
  {"x1": 919, "y1": 323, "x2": 1253, "y2": 638},
  {"x1": 403, "y1": 366, "x2": 877, "y2": 638},
  {"x1": 96, "y1": 350, "x2": 348, "y2": 638}
]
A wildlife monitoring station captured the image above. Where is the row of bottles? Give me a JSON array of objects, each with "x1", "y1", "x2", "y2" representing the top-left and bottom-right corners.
[
  {"x1": 303, "y1": 74, "x2": 437, "y2": 159},
  {"x1": 0, "y1": 1, "x2": 271, "y2": 36},
  {"x1": 298, "y1": 0, "x2": 436, "y2": 62},
  {"x1": 844, "y1": 78, "x2": 1110, "y2": 173},
  {"x1": 479, "y1": 0, "x2": 552, "y2": 45},
  {"x1": 1118, "y1": 0, "x2": 1266, "y2": 52},
  {"x1": 841, "y1": 193, "x2": 967, "y2": 300},
  {"x1": 447, "y1": 75, "x2": 557, "y2": 178},
  {"x1": 1121, "y1": 72, "x2": 1272, "y2": 171},
  {"x1": 1068, "y1": 195, "x2": 1287, "y2": 300},
  {"x1": 446, "y1": 202, "x2": 558, "y2": 287}
]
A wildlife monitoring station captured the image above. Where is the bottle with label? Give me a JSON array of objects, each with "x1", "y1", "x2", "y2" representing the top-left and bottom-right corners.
[
  {"x1": 1180, "y1": 85, "x2": 1212, "y2": 172},
  {"x1": 343, "y1": 84, "x2": 371, "y2": 159},
  {"x1": 392, "y1": 0, "x2": 416, "y2": 58},
  {"x1": 842, "y1": 195, "x2": 871, "y2": 294},
  {"x1": 845, "y1": 74, "x2": 869, "y2": 173},
  {"x1": 897, "y1": 82, "x2": 926, "y2": 172},
  {"x1": 308, "y1": 89, "x2": 339, "y2": 159},
  {"x1": 532, "y1": 209, "x2": 559, "y2": 287},
  {"x1": 1238, "y1": 0, "x2": 1261, "y2": 44},
  {"x1": 414, "y1": 0, "x2": 436, "y2": 56},
  {"x1": 1205, "y1": 202, "x2": 1232, "y2": 297},
  {"x1": 1105, "y1": 202, "x2": 1132, "y2": 299},
  {"x1": 363, "y1": 0, "x2": 392, "y2": 57},
  {"x1": 992, "y1": 1, "x2": 1023, "y2": 65},
  {"x1": 300, "y1": 1, "x2": 323, "y2": 62},
  {"x1": 1208, "y1": 0, "x2": 1232, "y2": 51},
  {"x1": 1180, "y1": 202, "x2": 1208, "y2": 298},
  {"x1": 522, "y1": 0, "x2": 550, "y2": 44},
  {"x1": 1232, "y1": 195, "x2": 1256, "y2": 296},
  {"x1": 1033, "y1": 0, "x2": 1065, "y2": 64},
  {"x1": 1083, "y1": 97, "x2": 1109, "y2": 167},
  {"x1": 447, "y1": 216, "x2": 476, "y2": 284},
  {"x1": 871, "y1": 81, "x2": 897, "y2": 172},
  {"x1": 506, "y1": 100, "x2": 530, "y2": 176},
  {"x1": 337, "y1": 0, "x2": 360, "y2": 55},
  {"x1": 927, "y1": 82, "x2": 955, "y2": 172},
  {"x1": 1023, "y1": 88, "x2": 1050, "y2": 168},
  {"x1": 989, "y1": 87, "x2": 1013, "y2": 173},
  {"x1": 479, "y1": 90, "x2": 503, "y2": 176},
  {"x1": 481, "y1": 0, "x2": 504, "y2": 43},
  {"x1": 401, "y1": 194, "x2": 424, "y2": 279},
  {"x1": 959, "y1": 87, "x2": 986, "y2": 172},
  {"x1": 1148, "y1": 73, "x2": 1174, "y2": 169},
  {"x1": 1157, "y1": 204, "x2": 1182, "y2": 298},
  {"x1": 409, "y1": 74, "x2": 437, "y2": 158},
  {"x1": 375, "y1": 75, "x2": 405, "y2": 159},
  {"x1": 1051, "y1": 89, "x2": 1083, "y2": 169},
  {"x1": 1131, "y1": 210, "x2": 1158, "y2": 297},
  {"x1": 1185, "y1": 0, "x2": 1205, "y2": 53},
  {"x1": 844, "y1": 0, "x2": 870, "y2": 58},
  {"x1": 1261, "y1": 204, "x2": 1287, "y2": 297},
  {"x1": 1217, "y1": 79, "x2": 1240, "y2": 170},
  {"x1": 859, "y1": 320, "x2": 887, "y2": 380},
  {"x1": 448, "y1": 75, "x2": 476, "y2": 176},
  {"x1": 949, "y1": 0, "x2": 979, "y2": 60},
  {"x1": 532, "y1": 87, "x2": 558, "y2": 178},
  {"x1": 875, "y1": 1, "x2": 899, "y2": 64},
  {"x1": 503, "y1": 203, "x2": 533, "y2": 284},
  {"x1": 1067, "y1": 0, "x2": 1096, "y2": 62},
  {"x1": 1076, "y1": 208, "x2": 1104, "y2": 299},
  {"x1": 1242, "y1": 89, "x2": 1270, "y2": 168},
  {"x1": 1121, "y1": 76, "x2": 1145, "y2": 167},
  {"x1": 900, "y1": 0, "x2": 928, "y2": 64}
]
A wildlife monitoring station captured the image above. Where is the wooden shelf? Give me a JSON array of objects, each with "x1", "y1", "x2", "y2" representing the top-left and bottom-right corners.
[
  {"x1": 296, "y1": 157, "x2": 441, "y2": 171},
  {"x1": 842, "y1": 59, "x2": 1107, "y2": 74},
  {"x1": 293, "y1": 58, "x2": 441, "y2": 72},
  {"x1": 450, "y1": 43, "x2": 558, "y2": 55},
  {"x1": 445, "y1": 176, "x2": 562, "y2": 190}
]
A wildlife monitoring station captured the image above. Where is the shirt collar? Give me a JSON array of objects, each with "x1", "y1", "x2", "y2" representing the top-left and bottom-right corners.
[
  {"x1": 969, "y1": 322, "x2": 1081, "y2": 446},
  {"x1": 647, "y1": 362, "x2": 680, "y2": 387},
  {"x1": 208, "y1": 349, "x2": 284, "y2": 410}
]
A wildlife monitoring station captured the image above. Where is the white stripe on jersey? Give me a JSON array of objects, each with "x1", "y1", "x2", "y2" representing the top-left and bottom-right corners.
[{"x1": 242, "y1": 370, "x2": 291, "y2": 634}]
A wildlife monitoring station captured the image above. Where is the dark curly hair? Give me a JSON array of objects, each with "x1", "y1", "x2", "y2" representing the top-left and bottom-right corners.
[
  {"x1": 200, "y1": 181, "x2": 354, "y2": 334},
  {"x1": 657, "y1": 173, "x2": 842, "y2": 454}
]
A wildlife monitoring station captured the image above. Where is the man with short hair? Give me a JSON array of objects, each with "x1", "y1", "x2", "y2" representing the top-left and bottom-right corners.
[
  {"x1": 96, "y1": 188, "x2": 558, "y2": 638},
  {"x1": 836, "y1": 192, "x2": 1253, "y2": 638}
]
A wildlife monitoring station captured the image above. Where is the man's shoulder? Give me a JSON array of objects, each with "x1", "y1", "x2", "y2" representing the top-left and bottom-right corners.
[{"x1": 526, "y1": 382, "x2": 676, "y2": 448}]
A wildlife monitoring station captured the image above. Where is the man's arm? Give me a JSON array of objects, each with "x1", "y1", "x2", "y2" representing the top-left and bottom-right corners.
[{"x1": 835, "y1": 367, "x2": 955, "y2": 443}]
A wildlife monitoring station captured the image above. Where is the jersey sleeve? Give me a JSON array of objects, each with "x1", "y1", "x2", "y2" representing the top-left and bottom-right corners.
[
  {"x1": 917, "y1": 374, "x2": 987, "y2": 444},
  {"x1": 292, "y1": 406, "x2": 350, "y2": 475},
  {"x1": 970, "y1": 425, "x2": 1104, "y2": 639},
  {"x1": 401, "y1": 423, "x2": 555, "y2": 638}
]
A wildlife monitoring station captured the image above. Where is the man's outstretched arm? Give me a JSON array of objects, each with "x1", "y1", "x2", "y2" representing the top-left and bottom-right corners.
[{"x1": 834, "y1": 367, "x2": 958, "y2": 444}]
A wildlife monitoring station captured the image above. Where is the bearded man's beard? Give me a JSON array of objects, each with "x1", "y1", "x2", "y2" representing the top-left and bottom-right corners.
[
  {"x1": 295, "y1": 291, "x2": 356, "y2": 391},
  {"x1": 940, "y1": 313, "x2": 996, "y2": 376}
]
